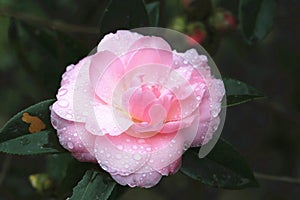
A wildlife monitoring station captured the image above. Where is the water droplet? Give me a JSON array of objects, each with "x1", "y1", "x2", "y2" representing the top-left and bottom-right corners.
[
  {"x1": 146, "y1": 147, "x2": 152, "y2": 151},
  {"x1": 106, "y1": 153, "x2": 111, "y2": 158},
  {"x1": 20, "y1": 138, "x2": 30, "y2": 145},
  {"x1": 117, "y1": 145, "x2": 123, "y2": 150},
  {"x1": 67, "y1": 142, "x2": 74, "y2": 149},
  {"x1": 149, "y1": 159, "x2": 154, "y2": 163},
  {"x1": 100, "y1": 150, "x2": 104, "y2": 154},
  {"x1": 132, "y1": 145, "x2": 138, "y2": 150},
  {"x1": 58, "y1": 100, "x2": 69, "y2": 108},
  {"x1": 183, "y1": 60, "x2": 188, "y2": 64},
  {"x1": 116, "y1": 154, "x2": 122, "y2": 159},
  {"x1": 66, "y1": 65, "x2": 74, "y2": 71},
  {"x1": 212, "y1": 124, "x2": 218, "y2": 131},
  {"x1": 73, "y1": 133, "x2": 78, "y2": 137},
  {"x1": 101, "y1": 164, "x2": 108, "y2": 171},
  {"x1": 65, "y1": 113, "x2": 72, "y2": 119},
  {"x1": 137, "y1": 139, "x2": 145, "y2": 144},
  {"x1": 133, "y1": 154, "x2": 142, "y2": 161},
  {"x1": 124, "y1": 164, "x2": 129, "y2": 169},
  {"x1": 171, "y1": 139, "x2": 176, "y2": 144},
  {"x1": 58, "y1": 88, "x2": 67, "y2": 96},
  {"x1": 142, "y1": 174, "x2": 146, "y2": 177}
]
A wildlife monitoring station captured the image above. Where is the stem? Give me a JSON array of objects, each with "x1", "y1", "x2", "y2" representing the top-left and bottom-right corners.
[
  {"x1": 0, "y1": 155, "x2": 12, "y2": 186},
  {"x1": 254, "y1": 172, "x2": 300, "y2": 185},
  {"x1": 0, "y1": 8, "x2": 99, "y2": 34}
]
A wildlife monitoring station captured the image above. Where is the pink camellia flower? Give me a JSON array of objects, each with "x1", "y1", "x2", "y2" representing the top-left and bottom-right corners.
[{"x1": 50, "y1": 29, "x2": 225, "y2": 188}]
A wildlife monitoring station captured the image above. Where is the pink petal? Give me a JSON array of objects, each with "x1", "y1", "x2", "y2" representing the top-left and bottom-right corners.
[
  {"x1": 128, "y1": 36, "x2": 172, "y2": 52},
  {"x1": 156, "y1": 158, "x2": 182, "y2": 175},
  {"x1": 111, "y1": 171, "x2": 162, "y2": 188},
  {"x1": 89, "y1": 51, "x2": 118, "y2": 90},
  {"x1": 91, "y1": 53, "x2": 126, "y2": 104},
  {"x1": 50, "y1": 109, "x2": 96, "y2": 163},
  {"x1": 127, "y1": 104, "x2": 167, "y2": 138},
  {"x1": 127, "y1": 86, "x2": 157, "y2": 122},
  {"x1": 85, "y1": 103, "x2": 133, "y2": 136},
  {"x1": 97, "y1": 30, "x2": 143, "y2": 56},
  {"x1": 94, "y1": 134, "x2": 152, "y2": 176},
  {"x1": 126, "y1": 48, "x2": 173, "y2": 71},
  {"x1": 52, "y1": 57, "x2": 93, "y2": 122},
  {"x1": 145, "y1": 114, "x2": 199, "y2": 172}
]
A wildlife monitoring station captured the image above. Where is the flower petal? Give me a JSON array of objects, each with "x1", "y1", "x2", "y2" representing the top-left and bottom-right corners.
[
  {"x1": 94, "y1": 134, "x2": 151, "y2": 176},
  {"x1": 85, "y1": 103, "x2": 133, "y2": 136},
  {"x1": 50, "y1": 109, "x2": 96, "y2": 163},
  {"x1": 112, "y1": 171, "x2": 162, "y2": 188},
  {"x1": 52, "y1": 57, "x2": 95, "y2": 123},
  {"x1": 97, "y1": 30, "x2": 143, "y2": 56}
]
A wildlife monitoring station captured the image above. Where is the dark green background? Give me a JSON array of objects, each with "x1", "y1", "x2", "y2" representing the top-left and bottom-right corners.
[{"x1": 0, "y1": 0, "x2": 300, "y2": 199}]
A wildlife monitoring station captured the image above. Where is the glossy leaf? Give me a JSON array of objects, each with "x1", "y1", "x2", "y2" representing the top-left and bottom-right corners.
[
  {"x1": 224, "y1": 78, "x2": 265, "y2": 106},
  {"x1": 0, "y1": 130, "x2": 63, "y2": 155},
  {"x1": 0, "y1": 99, "x2": 65, "y2": 155},
  {"x1": 100, "y1": 0, "x2": 149, "y2": 36},
  {"x1": 69, "y1": 170, "x2": 116, "y2": 200},
  {"x1": 180, "y1": 138, "x2": 258, "y2": 189},
  {"x1": 146, "y1": 1, "x2": 160, "y2": 27},
  {"x1": 0, "y1": 99, "x2": 55, "y2": 142},
  {"x1": 239, "y1": 0, "x2": 277, "y2": 43}
]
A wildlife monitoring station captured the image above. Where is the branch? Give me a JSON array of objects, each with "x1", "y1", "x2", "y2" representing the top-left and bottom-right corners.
[{"x1": 0, "y1": 8, "x2": 99, "y2": 34}]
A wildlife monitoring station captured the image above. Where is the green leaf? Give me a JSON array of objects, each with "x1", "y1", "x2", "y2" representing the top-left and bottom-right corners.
[
  {"x1": 181, "y1": 138, "x2": 258, "y2": 189},
  {"x1": 146, "y1": 1, "x2": 160, "y2": 27},
  {"x1": 239, "y1": 0, "x2": 277, "y2": 44},
  {"x1": 0, "y1": 130, "x2": 63, "y2": 155},
  {"x1": 0, "y1": 99, "x2": 65, "y2": 155},
  {"x1": 69, "y1": 170, "x2": 116, "y2": 200},
  {"x1": 224, "y1": 78, "x2": 265, "y2": 107},
  {"x1": 0, "y1": 99, "x2": 55, "y2": 142},
  {"x1": 100, "y1": 0, "x2": 149, "y2": 36}
]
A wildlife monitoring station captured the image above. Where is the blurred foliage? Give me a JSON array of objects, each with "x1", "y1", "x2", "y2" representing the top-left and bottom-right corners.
[{"x1": 0, "y1": 0, "x2": 300, "y2": 200}]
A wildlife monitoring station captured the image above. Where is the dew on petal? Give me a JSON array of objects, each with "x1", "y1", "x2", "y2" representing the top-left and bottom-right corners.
[
  {"x1": 137, "y1": 139, "x2": 145, "y2": 144},
  {"x1": 58, "y1": 100, "x2": 69, "y2": 107},
  {"x1": 57, "y1": 88, "x2": 67, "y2": 96},
  {"x1": 146, "y1": 147, "x2": 152, "y2": 151},
  {"x1": 116, "y1": 154, "x2": 122, "y2": 159},
  {"x1": 133, "y1": 154, "x2": 142, "y2": 161},
  {"x1": 66, "y1": 65, "x2": 74, "y2": 71},
  {"x1": 65, "y1": 113, "x2": 73, "y2": 119},
  {"x1": 67, "y1": 142, "x2": 74, "y2": 149}
]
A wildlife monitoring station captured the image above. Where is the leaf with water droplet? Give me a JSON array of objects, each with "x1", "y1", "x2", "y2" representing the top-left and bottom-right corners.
[
  {"x1": 180, "y1": 138, "x2": 258, "y2": 189},
  {"x1": 224, "y1": 78, "x2": 265, "y2": 107},
  {"x1": 69, "y1": 170, "x2": 116, "y2": 200},
  {"x1": 0, "y1": 131, "x2": 64, "y2": 155},
  {"x1": 0, "y1": 99, "x2": 65, "y2": 155}
]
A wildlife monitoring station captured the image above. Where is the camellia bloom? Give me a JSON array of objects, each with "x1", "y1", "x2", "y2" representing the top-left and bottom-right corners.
[{"x1": 50, "y1": 29, "x2": 225, "y2": 188}]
